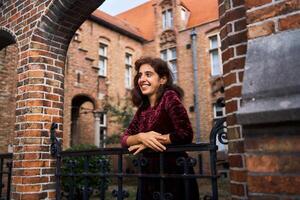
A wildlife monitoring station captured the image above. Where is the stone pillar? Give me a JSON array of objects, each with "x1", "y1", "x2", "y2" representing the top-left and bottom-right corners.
[{"x1": 237, "y1": 0, "x2": 300, "y2": 198}]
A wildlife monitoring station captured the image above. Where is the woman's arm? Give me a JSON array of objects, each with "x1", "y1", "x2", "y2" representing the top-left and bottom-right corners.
[
  {"x1": 121, "y1": 110, "x2": 167, "y2": 151},
  {"x1": 126, "y1": 131, "x2": 167, "y2": 151}
]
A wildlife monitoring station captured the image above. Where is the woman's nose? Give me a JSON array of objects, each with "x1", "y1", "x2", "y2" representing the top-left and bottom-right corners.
[{"x1": 139, "y1": 74, "x2": 146, "y2": 81}]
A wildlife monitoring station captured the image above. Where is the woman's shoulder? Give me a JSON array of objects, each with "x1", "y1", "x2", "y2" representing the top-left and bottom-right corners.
[
  {"x1": 162, "y1": 89, "x2": 181, "y2": 103},
  {"x1": 164, "y1": 89, "x2": 180, "y2": 98}
]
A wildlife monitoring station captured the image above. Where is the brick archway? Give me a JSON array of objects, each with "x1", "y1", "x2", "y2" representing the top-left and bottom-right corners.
[
  {"x1": 70, "y1": 94, "x2": 96, "y2": 147},
  {"x1": 0, "y1": 27, "x2": 17, "y2": 50},
  {"x1": 0, "y1": 0, "x2": 106, "y2": 199},
  {"x1": 0, "y1": 29, "x2": 18, "y2": 153}
]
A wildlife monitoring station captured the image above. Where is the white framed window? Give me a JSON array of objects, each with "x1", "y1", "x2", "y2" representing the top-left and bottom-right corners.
[
  {"x1": 99, "y1": 113, "x2": 107, "y2": 148},
  {"x1": 161, "y1": 47, "x2": 177, "y2": 82},
  {"x1": 125, "y1": 53, "x2": 132, "y2": 89},
  {"x1": 162, "y1": 9, "x2": 173, "y2": 30},
  {"x1": 209, "y1": 35, "x2": 222, "y2": 76},
  {"x1": 213, "y1": 103, "x2": 225, "y2": 119},
  {"x1": 181, "y1": 8, "x2": 187, "y2": 20},
  {"x1": 98, "y1": 43, "x2": 107, "y2": 77}
]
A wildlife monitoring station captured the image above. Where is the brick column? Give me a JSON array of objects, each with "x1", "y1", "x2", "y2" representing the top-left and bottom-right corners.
[{"x1": 218, "y1": 0, "x2": 248, "y2": 199}]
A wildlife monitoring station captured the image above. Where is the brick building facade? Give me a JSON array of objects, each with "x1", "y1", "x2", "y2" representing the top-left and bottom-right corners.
[
  {"x1": 64, "y1": 0, "x2": 225, "y2": 149},
  {"x1": 0, "y1": 0, "x2": 299, "y2": 199}
]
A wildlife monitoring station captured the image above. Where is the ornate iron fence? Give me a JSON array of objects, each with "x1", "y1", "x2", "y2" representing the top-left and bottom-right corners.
[
  {"x1": 51, "y1": 118, "x2": 227, "y2": 200},
  {"x1": 0, "y1": 153, "x2": 13, "y2": 200}
]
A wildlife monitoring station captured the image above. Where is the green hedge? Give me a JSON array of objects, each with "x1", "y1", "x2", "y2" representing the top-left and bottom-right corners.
[{"x1": 61, "y1": 144, "x2": 111, "y2": 199}]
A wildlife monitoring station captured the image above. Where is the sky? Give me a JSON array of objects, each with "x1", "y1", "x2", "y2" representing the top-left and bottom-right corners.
[{"x1": 99, "y1": 0, "x2": 149, "y2": 16}]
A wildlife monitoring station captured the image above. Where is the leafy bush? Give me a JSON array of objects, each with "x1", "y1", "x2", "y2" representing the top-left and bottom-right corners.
[
  {"x1": 61, "y1": 144, "x2": 111, "y2": 199},
  {"x1": 104, "y1": 100, "x2": 134, "y2": 144}
]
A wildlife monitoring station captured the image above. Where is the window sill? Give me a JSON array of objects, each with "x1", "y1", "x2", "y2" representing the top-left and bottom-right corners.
[
  {"x1": 78, "y1": 47, "x2": 88, "y2": 52},
  {"x1": 98, "y1": 75, "x2": 107, "y2": 78}
]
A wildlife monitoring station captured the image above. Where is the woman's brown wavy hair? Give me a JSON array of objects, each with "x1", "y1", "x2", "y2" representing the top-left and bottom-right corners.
[{"x1": 131, "y1": 57, "x2": 184, "y2": 107}]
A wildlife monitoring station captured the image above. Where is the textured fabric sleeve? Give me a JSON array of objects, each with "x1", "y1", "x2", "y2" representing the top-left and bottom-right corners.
[
  {"x1": 164, "y1": 90, "x2": 194, "y2": 144},
  {"x1": 120, "y1": 109, "x2": 140, "y2": 148}
]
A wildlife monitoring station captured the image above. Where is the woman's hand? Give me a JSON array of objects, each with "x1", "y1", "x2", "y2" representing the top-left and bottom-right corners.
[
  {"x1": 138, "y1": 131, "x2": 166, "y2": 152},
  {"x1": 128, "y1": 144, "x2": 147, "y2": 155}
]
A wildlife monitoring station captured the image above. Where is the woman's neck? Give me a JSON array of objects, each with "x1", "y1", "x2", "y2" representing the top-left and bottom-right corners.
[{"x1": 148, "y1": 94, "x2": 157, "y2": 107}]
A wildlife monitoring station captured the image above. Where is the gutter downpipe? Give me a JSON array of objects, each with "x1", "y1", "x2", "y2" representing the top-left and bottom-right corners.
[{"x1": 191, "y1": 28, "x2": 201, "y2": 144}]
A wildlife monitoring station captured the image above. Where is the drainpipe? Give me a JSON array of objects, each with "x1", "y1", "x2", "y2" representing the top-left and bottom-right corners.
[
  {"x1": 94, "y1": 111, "x2": 101, "y2": 147},
  {"x1": 191, "y1": 28, "x2": 201, "y2": 143}
]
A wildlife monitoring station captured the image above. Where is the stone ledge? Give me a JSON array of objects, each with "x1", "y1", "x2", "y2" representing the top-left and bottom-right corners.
[
  {"x1": 237, "y1": 29, "x2": 300, "y2": 125},
  {"x1": 238, "y1": 93, "x2": 300, "y2": 125}
]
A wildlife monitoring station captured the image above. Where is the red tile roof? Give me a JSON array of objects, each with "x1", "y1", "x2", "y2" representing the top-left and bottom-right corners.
[
  {"x1": 182, "y1": 0, "x2": 219, "y2": 28},
  {"x1": 92, "y1": 0, "x2": 219, "y2": 41},
  {"x1": 90, "y1": 10, "x2": 147, "y2": 42},
  {"x1": 116, "y1": 0, "x2": 219, "y2": 40},
  {"x1": 116, "y1": 1, "x2": 156, "y2": 41}
]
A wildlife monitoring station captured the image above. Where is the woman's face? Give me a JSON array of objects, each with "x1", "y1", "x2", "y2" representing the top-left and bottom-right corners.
[{"x1": 137, "y1": 64, "x2": 166, "y2": 101}]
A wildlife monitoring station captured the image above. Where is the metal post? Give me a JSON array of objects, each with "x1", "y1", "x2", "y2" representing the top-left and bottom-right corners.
[
  {"x1": 94, "y1": 112, "x2": 101, "y2": 147},
  {"x1": 191, "y1": 28, "x2": 201, "y2": 143},
  {"x1": 117, "y1": 154, "x2": 123, "y2": 200}
]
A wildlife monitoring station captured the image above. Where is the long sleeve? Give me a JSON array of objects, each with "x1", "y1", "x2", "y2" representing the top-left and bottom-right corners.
[
  {"x1": 164, "y1": 91, "x2": 193, "y2": 144},
  {"x1": 120, "y1": 110, "x2": 140, "y2": 148}
]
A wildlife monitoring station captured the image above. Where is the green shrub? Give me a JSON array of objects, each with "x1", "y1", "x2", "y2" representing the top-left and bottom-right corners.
[
  {"x1": 61, "y1": 144, "x2": 111, "y2": 199},
  {"x1": 103, "y1": 100, "x2": 134, "y2": 144}
]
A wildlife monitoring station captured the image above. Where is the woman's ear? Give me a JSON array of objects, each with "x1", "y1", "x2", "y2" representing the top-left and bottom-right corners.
[{"x1": 160, "y1": 76, "x2": 167, "y2": 85}]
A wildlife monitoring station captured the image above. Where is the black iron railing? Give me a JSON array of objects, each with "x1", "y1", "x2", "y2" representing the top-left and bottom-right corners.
[
  {"x1": 0, "y1": 153, "x2": 13, "y2": 200},
  {"x1": 51, "y1": 118, "x2": 227, "y2": 200}
]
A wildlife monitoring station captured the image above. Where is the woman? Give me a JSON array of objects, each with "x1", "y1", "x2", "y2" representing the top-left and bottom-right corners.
[{"x1": 121, "y1": 57, "x2": 199, "y2": 200}]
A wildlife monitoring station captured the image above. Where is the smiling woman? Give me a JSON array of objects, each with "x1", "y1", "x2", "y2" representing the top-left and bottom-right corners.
[
  {"x1": 120, "y1": 57, "x2": 199, "y2": 200},
  {"x1": 137, "y1": 64, "x2": 167, "y2": 107}
]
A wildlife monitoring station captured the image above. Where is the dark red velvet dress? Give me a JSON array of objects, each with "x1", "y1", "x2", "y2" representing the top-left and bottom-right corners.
[{"x1": 121, "y1": 90, "x2": 199, "y2": 200}]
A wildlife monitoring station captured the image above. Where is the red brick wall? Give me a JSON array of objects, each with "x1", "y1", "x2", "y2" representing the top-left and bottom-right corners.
[
  {"x1": 218, "y1": 0, "x2": 248, "y2": 198},
  {"x1": 0, "y1": 44, "x2": 18, "y2": 153},
  {"x1": 244, "y1": 0, "x2": 300, "y2": 198},
  {"x1": 1, "y1": 0, "x2": 106, "y2": 199}
]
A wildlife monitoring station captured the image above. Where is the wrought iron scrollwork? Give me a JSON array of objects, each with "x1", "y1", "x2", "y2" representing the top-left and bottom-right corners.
[
  {"x1": 112, "y1": 189, "x2": 129, "y2": 198},
  {"x1": 65, "y1": 159, "x2": 78, "y2": 169},
  {"x1": 153, "y1": 192, "x2": 173, "y2": 200},
  {"x1": 96, "y1": 159, "x2": 109, "y2": 170},
  {"x1": 209, "y1": 117, "x2": 228, "y2": 146},
  {"x1": 176, "y1": 156, "x2": 197, "y2": 167},
  {"x1": 132, "y1": 156, "x2": 148, "y2": 167},
  {"x1": 50, "y1": 122, "x2": 61, "y2": 157},
  {"x1": 6, "y1": 161, "x2": 12, "y2": 168}
]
